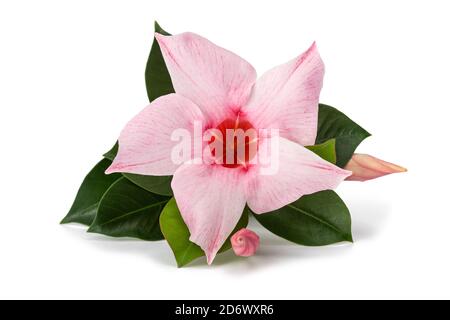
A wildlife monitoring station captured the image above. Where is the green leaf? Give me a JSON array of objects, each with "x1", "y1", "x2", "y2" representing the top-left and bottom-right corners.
[
  {"x1": 305, "y1": 139, "x2": 336, "y2": 164},
  {"x1": 103, "y1": 142, "x2": 118, "y2": 161},
  {"x1": 159, "y1": 199, "x2": 204, "y2": 267},
  {"x1": 61, "y1": 159, "x2": 121, "y2": 226},
  {"x1": 145, "y1": 21, "x2": 174, "y2": 102},
  {"x1": 253, "y1": 190, "x2": 352, "y2": 246},
  {"x1": 160, "y1": 198, "x2": 249, "y2": 267},
  {"x1": 100, "y1": 23, "x2": 175, "y2": 196},
  {"x1": 316, "y1": 104, "x2": 371, "y2": 167},
  {"x1": 123, "y1": 174, "x2": 173, "y2": 196},
  {"x1": 103, "y1": 142, "x2": 173, "y2": 196},
  {"x1": 88, "y1": 177, "x2": 170, "y2": 240}
]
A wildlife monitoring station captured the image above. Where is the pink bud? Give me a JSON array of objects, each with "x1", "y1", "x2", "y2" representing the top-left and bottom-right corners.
[
  {"x1": 231, "y1": 228, "x2": 260, "y2": 257},
  {"x1": 344, "y1": 154, "x2": 407, "y2": 181}
]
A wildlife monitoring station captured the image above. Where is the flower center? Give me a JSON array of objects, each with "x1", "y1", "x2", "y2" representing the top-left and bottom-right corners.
[{"x1": 208, "y1": 117, "x2": 257, "y2": 168}]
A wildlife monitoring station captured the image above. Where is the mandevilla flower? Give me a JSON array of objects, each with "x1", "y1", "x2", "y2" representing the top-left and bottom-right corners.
[
  {"x1": 106, "y1": 32, "x2": 351, "y2": 264},
  {"x1": 344, "y1": 154, "x2": 407, "y2": 181},
  {"x1": 231, "y1": 228, "x2": 260, "y2": 257}
]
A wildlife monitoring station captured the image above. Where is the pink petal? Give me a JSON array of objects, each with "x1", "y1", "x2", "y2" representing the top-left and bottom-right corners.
[
  {"x1": 246, "y1": 137, "x2": 351, "y2": 214},
  {"x1": 171, "y1": 163, "x2": 247, "y2": 264},
  {"x1": 106, "y1": 94, "x2": 204, "y2": 176},
  {"x1": 242, "y1": 42, "x2": 324, "y2": 146},
  {"x1": 344, "y1": 154, "x2": 407, "y2": 181},
  {"x1": 231, "y1": 228, "x2": 260, "y2": 257},
  {"x1": 155, "y1": 32, "x2": 257, "y2": 126}
]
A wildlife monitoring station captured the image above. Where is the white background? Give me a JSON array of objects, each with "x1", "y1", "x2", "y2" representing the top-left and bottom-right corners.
[{"x1": 0, "y1": 0, "x2": 448, "y2": 299}]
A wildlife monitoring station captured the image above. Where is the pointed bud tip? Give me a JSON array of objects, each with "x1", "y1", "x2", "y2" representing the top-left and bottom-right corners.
[{"x1": 345, "y1": 154, "x2": 407, "y2": 182}]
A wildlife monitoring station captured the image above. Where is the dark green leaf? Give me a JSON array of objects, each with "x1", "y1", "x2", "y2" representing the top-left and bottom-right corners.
[
  {"x1": 123, "y1": 174, "x2": 173, "y2": 196},
  {"x1": 88, "y1": 177, "x2": 170, "y2": 240},
  {"x1": 160, "y1": 198, "x2": 249, "y2": 267},
  {"x1": 316, "y1": 104, "x2": 371, "y2": 167},
  {"x1": 154, "y1": 21, "x2": 170, "y2": 36},
  {"x1": 103, "y1": 142, "x2": 173, "y2": 196},
  {"x1": 253, "y1": 190, "x2": 352, "y2": 246},
  {"x1": 61, "y1": 159, "x2": 121, "y2": 226},
  {"x1": 305, "y1": 139, "x2": 336, "y2": 164},
  {"x1": 145, "y1": 21, "x2": 174, "y2": 102},
  {"x1": 103, "y1": 142, "x2": 118, "y2": 161},
  {"x1": 101, "y1": 23, "x2": 175, "y2": 196}
]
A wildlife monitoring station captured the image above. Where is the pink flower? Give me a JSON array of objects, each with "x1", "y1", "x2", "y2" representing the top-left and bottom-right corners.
[
  {"x1": 231, "y1": 228, "x2": 260, "y2": 257},
  {"x1": 345, "y1": 154, "x2": 407, "y2": 181},
  {"x1": 106, "y1": 32, "x2": 351, "y2": 264}
]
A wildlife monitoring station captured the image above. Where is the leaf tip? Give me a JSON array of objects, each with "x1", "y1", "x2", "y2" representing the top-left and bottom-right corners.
[
  {"x1": 346, "y1": 234, "x2": 354, "y2": 243},
  {"x1": 59, "y1": 216, "x2": 70, "y2": 225},
  {"x1": 60, "y1": 212, "x2": 77, "y2": 225},
  {"x1": 175, "y1": 257, "x2": 191, "y2": 268},
  {"x1": 153, "y1": 21, "x2": 170, "y2": 36},
  {"x1": 154, "y1": 20, "x2": 161, "y2": 32},
  {"x1": 86, "y1": 225, "x2": 98, "y2": 234}
]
